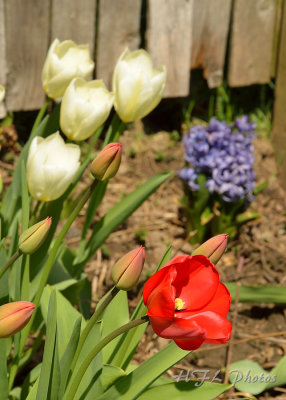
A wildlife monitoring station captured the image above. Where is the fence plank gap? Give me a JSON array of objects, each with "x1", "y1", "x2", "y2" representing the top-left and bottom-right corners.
[
  {"x1": 51, "y1": 0, "x2": 96, "y2": 56},
  {"x1": 228, "y1": 0, "x2": 277, "y2": 87},
  {"x1": 191, "y1": 0, "x2": 232, "y2": 88},
  {"x1": 96, "y1": 0, "x2": 141, "y2": 89},
  {"x1": 5, "y1": 0, "x2": 50, "y2": 111},
  {"x1": 0, "y1": 0, "x2": 6, "y2": 117},
  {"x1": 272, "y1": 1, "x2": 286, "y2": 188},
  {"x1": 146, "y1": 0, "x2": 194, "y2": 97}
]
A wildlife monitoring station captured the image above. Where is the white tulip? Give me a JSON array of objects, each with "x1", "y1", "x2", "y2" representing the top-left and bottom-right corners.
[
  {"x1": 0, "y1": 85, "x2": 5, "y2": 102},
  {"x1": 42, "y1": 39, "x2": 94, "y2": 99},
  {"x1": 60, "y1": 78, "x2": 114, "y2": 141},
  {"x1": 112, "y1": 48, "x2": 166, "y2": 123},
  {"x1": 27, "y1": 132, "x2": 80, "y2": 201}
]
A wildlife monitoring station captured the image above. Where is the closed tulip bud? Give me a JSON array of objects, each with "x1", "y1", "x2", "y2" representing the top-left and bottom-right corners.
[
  {"x1": 91, "y1": 143, "x2": 121, "y2": 181},
  {"x1": 112, "y1": 48, "x2": 166, "y2": 122},
  {"x1": 0, "y1": 301, "x2": 35, "y2": 338},
  {"x1": 0, "y1": 85, "x2": 5, "y2": 102},
  {"x1": 112, "y1": 246, "x2": 145, "y2": 290},
  {"x1": 19, "y1": 217, "x2": 52, "y2": 254},
  {"x1": 192, "y1": 234, "x2": 228, "y2": 264},
  {"x1": 27, "y1": 132, "x2": 80, "y2": 201},
  {"x1": 42, "y1": 38, "x2": 94, "y2": 99},
  {"x1": 60, "y1": 78, "x2": 114, "y2": 141}
]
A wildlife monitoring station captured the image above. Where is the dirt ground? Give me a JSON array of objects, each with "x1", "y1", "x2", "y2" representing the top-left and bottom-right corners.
[{"x1": 1, "y1": 119, "x2": 286, "y2": 399}]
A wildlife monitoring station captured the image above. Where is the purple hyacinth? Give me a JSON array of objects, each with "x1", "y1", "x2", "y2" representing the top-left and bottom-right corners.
[{"x1": 178, "y1": 116, "x2": 256, "y2": 203}]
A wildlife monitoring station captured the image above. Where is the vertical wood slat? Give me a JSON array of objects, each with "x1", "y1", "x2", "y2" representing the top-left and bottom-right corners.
[
  {"x1": 272, "y1": 2, "x2": 286, "y2": 188},
  {"x1": 228, "y1": 0, "x2": 277, "y2": 87},
  {"x1": 51, "y1": 0, "x2": 96, "y2": 56},
  {"x1": 4, "y1": 0, "x2": 50, "y2": 111},
  {"x1": 191, "y1": 0, "x2": 232, "y2": 88},
  {"x1": 0, "y1": 0, "x2": 6, "y2": 117},
  {"x1": 96, "y1": 0, "x2": 141, "y2": 89},
  {"x1": 147, "y1": 0, "x2": 193, "y2": 97}
]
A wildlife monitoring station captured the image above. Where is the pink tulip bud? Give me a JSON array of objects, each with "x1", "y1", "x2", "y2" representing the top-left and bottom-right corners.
[
  {"x1": 19, "y1": 217, "x2": 52, "y2": 254},
  {"x1": 0, "y1": 301, "x2": 35, "y2": 338},
  {"x1": 191, "y1": 234, "x2": 228, "y2": 264},
  {"x1": 112, "y1": 246, "x2": 145, "y2": 290},
  {"x1": 91, "y1": 143, "x2": 122, "y2": 181}
]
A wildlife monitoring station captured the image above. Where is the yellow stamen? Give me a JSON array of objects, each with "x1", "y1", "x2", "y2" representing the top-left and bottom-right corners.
[{"x1": 175, "y1": 298, "x2": 185, "y2": 311}]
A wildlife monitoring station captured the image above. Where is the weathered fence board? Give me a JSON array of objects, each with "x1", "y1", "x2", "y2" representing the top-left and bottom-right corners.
[
  {"x1": 96, "y1": 0, "x2": 141, "y2": 89},
  {"x1": 146, "y1": 0, "x2": 193, "y2": 97},
  {"x1": 51, "y1": 0, "x2": 96, "y2": 55},
  {"x1": 0, "y1": 0, "x2": 6, "y2": 117},
  {"x1": 228, "y1": 0, "x2": 277, "y2": 87},
  {"x1": 4, "y1": 0, "x2": 50, "y2": 111},
  {"x1": 191, "y1": 0, "x2": 232, "y2": 88},
  {"x1": 272, "y1": 2, "x2": 286, "y2": 188}
]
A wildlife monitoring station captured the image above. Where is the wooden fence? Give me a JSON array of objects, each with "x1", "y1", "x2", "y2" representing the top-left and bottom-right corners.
[{"x1": 0, "y1": 0, "x2": 286, "y2": 183}]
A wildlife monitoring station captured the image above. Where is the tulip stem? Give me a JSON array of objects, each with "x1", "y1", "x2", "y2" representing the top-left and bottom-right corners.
[
  {"x1": 65, "y1": 315, "x2": 149, "y2": 400},
  {"x1": 0, "y1": 250, "x2": 22, "y2": 280},
  {"x1": 103, "y1": 114, "x2": 121, "y2": 145},
  {"x1": 31, "y1": 96, "x2": 51, "y2": 135},
  {"x1": 69, "y1": 286, "x2": 119, "y2": 376},
  {"x1": 17, "y1": 180, "x2": 99, "y2": 364}
]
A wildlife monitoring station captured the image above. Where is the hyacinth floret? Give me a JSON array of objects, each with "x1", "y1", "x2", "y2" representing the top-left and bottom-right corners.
[{"x1": 178, "y1": 116, "x2": 256, "y2": 202}]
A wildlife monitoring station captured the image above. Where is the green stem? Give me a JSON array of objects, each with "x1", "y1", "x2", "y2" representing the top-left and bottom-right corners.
[
  {"x1": 69, "y1": 286, "x2": 119, "y2": 375},
  {"x1": 103, "y1": 114, "x2": 121, "y2": 146},
  {"x1": 18, "y1": 180, "x2": 99, "y2": 359},
  {"x1": 31, "y1": 96, "x2": 50, "y2": 135},
  {"x1": 65, "y1": 316, "x2": 149, "y2": 400},
  {"x1": 0, "y1": 250, "x2": 22, "y2": 280}
]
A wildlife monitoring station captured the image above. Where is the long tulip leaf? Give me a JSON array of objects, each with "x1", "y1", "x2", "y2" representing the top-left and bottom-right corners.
[{"x1": 226, "y1": 282, "x2": 286, "y2": 304}]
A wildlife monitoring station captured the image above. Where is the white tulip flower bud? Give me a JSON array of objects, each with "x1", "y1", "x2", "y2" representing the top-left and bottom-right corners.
[
  {"x1": 112, "y1": 48, "x2": 166, "y2": 123},
  {"x1": 26, "y1": 132, "x2": 80, "y2": 201},
  {"x1": 60, "y1": 78, "x2": 114, "y2": 141},
  {"x1": 0, "y1": 85, "x2": 5, "y2": 102},
  {"x1": 42, "y1": 38, "x2": 94, "y2": 99}
]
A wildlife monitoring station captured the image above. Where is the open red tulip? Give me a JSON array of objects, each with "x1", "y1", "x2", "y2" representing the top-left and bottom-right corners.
[{"x1": 143, "y1": 255, "x2": 232, "y2": 350}]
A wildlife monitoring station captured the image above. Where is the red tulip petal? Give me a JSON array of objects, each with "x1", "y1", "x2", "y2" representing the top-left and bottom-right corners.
[
  {"x1": 173, "y1": 256, "x2": 219, "y2": 310},
  {"x1": 143, "y1": 265, "x2": 177, "y2": 305},
  {"x1": 163, "y1": 255, "x2": 193, "y2": 268},
  {"x1": 146, "y1": 268, "x2": 176, "y2": 318},
  {"x1": 174, "y1": 335, "x2": 206, "y2": 350},
  {"x1": 185, "y1": 311, "x2": 232, "y2": 342},
  {"x1": 149, "y1": 314, "x2": 204, "y2": 339},
  {"x1": 200, "y1": 282, "x2": 231, "y2": 316}
]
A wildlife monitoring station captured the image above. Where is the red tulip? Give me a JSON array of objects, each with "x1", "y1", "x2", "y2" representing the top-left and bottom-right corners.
[{"x1": 143, "y1": 255, "x2": 232, "y2": 350}]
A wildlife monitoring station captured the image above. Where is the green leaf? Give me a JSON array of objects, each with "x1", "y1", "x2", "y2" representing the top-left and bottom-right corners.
[
  {"x1": 200, "y1": 207, "x2": 214, "y2": 225},
  {"x1": 101, "y1": 291, "x2": 129, "y2": 363},
  {"x1": 226, "y1": 282, "x2": 286, "y2": 304},
  {"x1": 253, "y1": 181, "x2": 268, "y2": 195},
  {"x1": 40, "y1": 286, "x2": 85, "y2": 359},
  {"x1": 76, "y1": 171, "x2": 173, "y2": 267},
  {"x1": 66, "y1": 321, "x2": 103, "y2": 399},
  {"x1": 36, "y1": 290, "x2": 58, "y2": 400},
  {"x1": 137, "y1": 382, "x2": 232, "y2": 400},
  {"x1": 97, "y1": 342, "x2": 191, "y2": 400},
  {"x1": 0, "y1": 339, "x2": 8, "y2": 400},
  {"x1": 58, "y1": 318, "x2": 82, "y2": 399},
  {"x1": 268, "y1": 355, "x2": 286, "y2": 387},
  {"x1": 101, "y1": 365, "x2": 126, "y2": 392},
  {"x1": 228, "y1": 360, "x2": 277, "y2": 395},
  {"x1": 235, "y1": 210, "x2": 259, "y2": 225}
]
